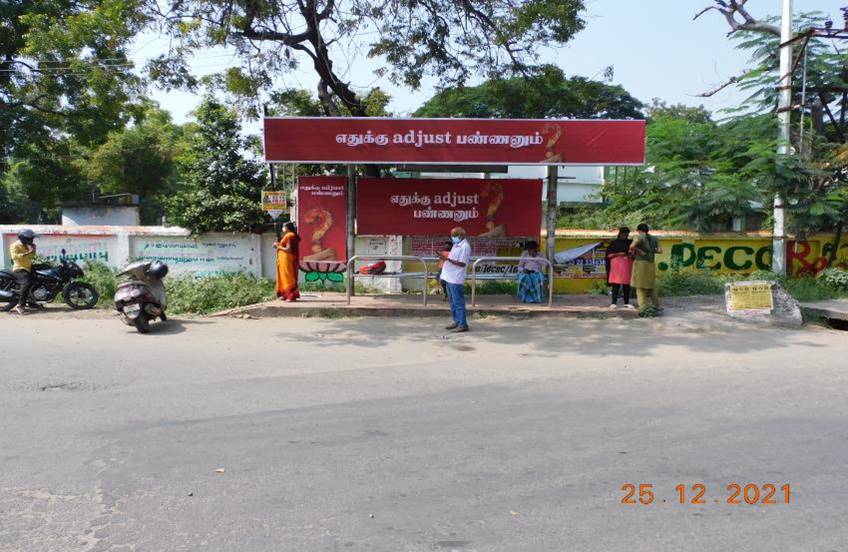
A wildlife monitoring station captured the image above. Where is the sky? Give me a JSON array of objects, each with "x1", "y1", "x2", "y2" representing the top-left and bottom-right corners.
[{"x1": 131, "y1": 0, "x2": 845, "y2": 127}]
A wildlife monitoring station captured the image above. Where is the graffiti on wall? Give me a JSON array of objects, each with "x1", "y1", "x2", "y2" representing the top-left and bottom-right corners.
[
  {"x1": 131, "y1": 236, "x2": 256, "y2": 276},
  {"x1": 656, "y1": 242, "x2": 773, "y2": 273},
  {"x1": 2, "y1": 234, "x2": 113, "y2": 268},
  {"x1": 788, "y1": 239, "x2": 848, "y2": 276}
]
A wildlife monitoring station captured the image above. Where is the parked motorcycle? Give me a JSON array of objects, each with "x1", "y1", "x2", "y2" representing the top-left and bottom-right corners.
[
  {"x1": 0, "y1": 249, "x2": 99, "y2": 311},
  {"x1": 114, "y1": 260, "x2": 168, "y2": 333}
]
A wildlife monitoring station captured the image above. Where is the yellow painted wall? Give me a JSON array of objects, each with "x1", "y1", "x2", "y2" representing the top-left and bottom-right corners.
[{"x1": 535, "y1": 230, "x2": 848, "y2": 294}]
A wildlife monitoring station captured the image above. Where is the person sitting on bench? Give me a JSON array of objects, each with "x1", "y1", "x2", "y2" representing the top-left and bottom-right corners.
[{"x1": 516, "y1": 240, "x2": 546, "y2": 303}]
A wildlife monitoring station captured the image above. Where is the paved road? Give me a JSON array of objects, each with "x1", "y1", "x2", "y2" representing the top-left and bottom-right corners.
[{"x1": 1, "y1": 305, "x2": 846, "y2": 551}]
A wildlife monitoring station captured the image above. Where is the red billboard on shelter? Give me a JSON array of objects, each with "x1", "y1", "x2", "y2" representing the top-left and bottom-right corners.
[
  {"x1": 264, "y1": 117, "x2": 645, "y2": 165},
  {"x1": 296, "y1": 176, "x2": 348, "y2": 266},
  {"x1": 356, "y1": 178, "x2": 542, "y2": 237}
]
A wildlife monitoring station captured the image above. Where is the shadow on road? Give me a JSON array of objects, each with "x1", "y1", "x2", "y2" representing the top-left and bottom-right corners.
[
  {"x1": 119, "y1": 318, "x2": 214, "y2": 336},
  {"x1": 280, "y1": 300, "x2": 825, "y2": 359}
]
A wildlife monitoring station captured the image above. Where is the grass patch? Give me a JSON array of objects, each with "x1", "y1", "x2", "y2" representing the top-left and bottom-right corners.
[
  {"x1": 746, "y1": 269, "x2": 848, "y2": 302},
  {"x1": 657, "y1": 269, "x2": 734, "y2": 297},
  {"x1": 471, "y1": 281, "x2": 519, "y2": 295},
  {"x1": 165, "y1": 274, "x2": 276, "y2": 315}
]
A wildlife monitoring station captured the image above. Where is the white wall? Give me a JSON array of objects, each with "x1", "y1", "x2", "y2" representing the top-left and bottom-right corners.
[
  {"x1": 62, "y1": 206, "x2": 140, "y2": 226},
  {"x1": 0, "y1": 225, "x2": 261, "y2": 277},
  {"x1": 129, "y1": 233, "x2": 262, "y2": 277}
]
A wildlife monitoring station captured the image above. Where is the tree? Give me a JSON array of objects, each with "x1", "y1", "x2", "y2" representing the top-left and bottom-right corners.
[
  {"x1": 1, "y1": 0, "x2": 150, "y2": 221},
  {"x1": 571, "y1": 107, "x2": 776, "y2": 232},
  {"x1": 79, "y1": 104, "x2": 184, "y2": 224},
  {"x1": 696, "y1": 3, "x2": 848, "y2": 264},
  {"x1": 414, "y1": 65, "x2": 643, "y2": 119},
  {"x1": 646, "y1": 99, "x2": 711, "y2": 124},
  {"x1": 0, "y1": 140, "x2": 88, "y2": 223},
  {"x1": 151, "y1": 0, "x2": 587, "y2": 117},
  {"x1": 165, "y1": 98, "x2": 267, "y2": 234}
]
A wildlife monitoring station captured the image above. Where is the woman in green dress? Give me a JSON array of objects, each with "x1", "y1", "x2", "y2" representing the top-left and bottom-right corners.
[{"x1": 629, "y1": 223, "x2": 663, "y2": 314}]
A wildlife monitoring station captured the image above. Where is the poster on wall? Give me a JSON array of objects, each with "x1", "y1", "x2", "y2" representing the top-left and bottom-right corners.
[
  {"x1": 357, "y1": 178, "x2": 542, "y2": 237},
  {"x1": 554, "y1": 242, "x2": 607, "y2": 279},
  {"x1": 297, "y1": 176, "x2": 348, "y2": 273},
  {"x1": 264, "y1": 117, "x2": 646, "y2": 165}
]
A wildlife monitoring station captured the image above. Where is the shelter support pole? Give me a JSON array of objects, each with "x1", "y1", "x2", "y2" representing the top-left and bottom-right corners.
[
  {"x1": 347, "y1": 164, "x2": 356, "y2": 295},
  {"x1": 545, "y1": 165, "x2": 558, "y2": 264}
]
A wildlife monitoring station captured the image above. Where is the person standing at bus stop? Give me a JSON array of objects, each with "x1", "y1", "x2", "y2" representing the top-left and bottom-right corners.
[
  {"x1": 274, "y1": 222, "x2": 301, "y2": 302},
  {"x1": 442, "y1": 227, "x2": 471, "y2": 333},
  {"x1": 629, "y1": 223, "x2": 662, "y2": 316}
]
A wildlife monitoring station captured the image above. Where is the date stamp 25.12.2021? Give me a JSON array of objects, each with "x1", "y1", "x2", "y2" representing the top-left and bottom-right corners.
[{"x1": 621, "y1": 483, "x2": 791, "y2": 506}]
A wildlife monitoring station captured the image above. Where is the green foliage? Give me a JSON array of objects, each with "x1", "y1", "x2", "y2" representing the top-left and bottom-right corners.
[
  {"x1": 71, "y1": 262, "x2": 285, "y2": 314},
  {"x1": 300, "y1": 280, "x2": 378, "y2": 294},
  {"x1": 78, "y1": 261, "x2": 120, "y2": 307},
  {"x1": 646, "y1": 100, "x2": 711, "y2": 124},
  {"x1": 78, "y1": 104, "x2": 184, "y2": 224},
  {"x1": 657, "y1": 269, "x2": 733, "y2": 297},
  {"x1": 1, "y1": 0, "x2": 149, "y2": 221},
  {"x1": 165, "y1": 273, "x2": 275, "y2": 315},
  {"x1": 268, "y1": 87, "x2": 392, "y2": 117},
  {"x1": 714, "y1": 13, "x2": 848, "y2": 242},
  {"x1": 818, "y1": 268, "x2": 848, "y2": 292},
  {"x1": 476, "y1": 281, "x2": 519, "y2": 295},
  {"x1": 415, "y1": 65, "x2": 643, "y2": 119},
  {"x1": 782, "y1": 277, "x2": 841, "y2": 303},
  {"x1": 597, "y1": 109, "x2": 773, "y2": 231},
  {"x1": 745, "y1": 269, "x2": 848, "y2": 302},
  {"x1": 587, "y1": 279, "x2": 609, "y2": 295},
  {"x1": 165, "y1": 97, "x2": 267, "y2": 233}
]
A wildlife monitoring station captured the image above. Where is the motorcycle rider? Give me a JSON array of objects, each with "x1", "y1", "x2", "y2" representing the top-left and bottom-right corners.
[{"x1": 9, "y1": 229, "x2": 37, "y2": 315}]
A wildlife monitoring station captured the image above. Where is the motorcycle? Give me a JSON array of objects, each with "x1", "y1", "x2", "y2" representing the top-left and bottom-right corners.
[
  {"x1": 114, "y1": 260, "x2": 168, "y2": 334},
  {"x1": 0, "y1": 249, "x2": 99, "y2": 312}
]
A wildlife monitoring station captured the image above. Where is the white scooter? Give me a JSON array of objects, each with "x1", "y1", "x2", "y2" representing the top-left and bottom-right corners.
[{"x1": 114, "y1": 260, "x2": 169, "y2": 333}]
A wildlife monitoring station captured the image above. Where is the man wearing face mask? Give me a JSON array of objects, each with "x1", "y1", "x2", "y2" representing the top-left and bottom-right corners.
[{"x1": 441, "y1": 227, "x2": 471, "y2": 333}]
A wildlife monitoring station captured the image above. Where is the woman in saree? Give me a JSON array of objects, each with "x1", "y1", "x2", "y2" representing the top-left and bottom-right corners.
[
  {"x1": 516, "y1": 241, "x2": 546, "y2": 303},
  {"x1": 275, "y1": 222, "x2": 301, "y2": 301}
]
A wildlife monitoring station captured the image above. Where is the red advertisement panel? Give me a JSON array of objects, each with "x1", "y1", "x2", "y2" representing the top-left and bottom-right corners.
[
  {"x1": 356, "y1": 178, "x2": 542, "y2": 237},
  {"x1": 264, "y1": 117, "x2": 645, "y2": 165},
  {"x1": 296, "y1": 176, "x2": 348, "y2": 266}
]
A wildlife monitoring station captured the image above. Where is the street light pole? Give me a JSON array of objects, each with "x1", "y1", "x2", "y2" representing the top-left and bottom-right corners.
[{"x1": 773, "y1": 0, "x2": 793, "y2": 275}]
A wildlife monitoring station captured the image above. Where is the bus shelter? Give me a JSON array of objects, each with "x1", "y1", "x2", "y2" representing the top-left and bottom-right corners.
[{"x1": 263, "y1": 117, "x2": 646, "y2": 304}]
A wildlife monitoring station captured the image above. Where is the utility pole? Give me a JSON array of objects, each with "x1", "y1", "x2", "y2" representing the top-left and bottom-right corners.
[{"x1": 774, "y1": 0, "x2": 793, "y2": 275}]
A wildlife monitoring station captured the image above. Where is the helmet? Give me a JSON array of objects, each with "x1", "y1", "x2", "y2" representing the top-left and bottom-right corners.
[
  {"x1": 149, "y1": 261, "x2": 169, "y2": 280},
  {"x1": 17, "y1": 229, "x2": 35, "y2": 245}
]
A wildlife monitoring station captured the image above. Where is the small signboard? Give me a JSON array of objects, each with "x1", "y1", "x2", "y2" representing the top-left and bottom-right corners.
[
  {"x1": 726, "y1": 281, "x2": 774, "y2": 315},
  {"x1": 261, "y1": 190, "x2": 289, "y2": 219}
]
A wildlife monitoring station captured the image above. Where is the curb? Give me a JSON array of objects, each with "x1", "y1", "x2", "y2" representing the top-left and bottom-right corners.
[{"x1": 213, "y1": 302, "x2": 639, "y2": 320}]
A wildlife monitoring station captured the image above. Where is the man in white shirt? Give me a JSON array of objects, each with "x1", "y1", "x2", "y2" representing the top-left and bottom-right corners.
[{"x1": 441, "y1": 227, "x2": 471, "y2": 332}]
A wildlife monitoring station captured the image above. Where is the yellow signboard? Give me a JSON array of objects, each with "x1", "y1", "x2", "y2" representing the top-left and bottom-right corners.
[
  {"x1": 261, "y1": 191, "x2": 288, "y2": 218},
  {"x1": 727, "y1": 282, "x2": 774, "y2": 313}
]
